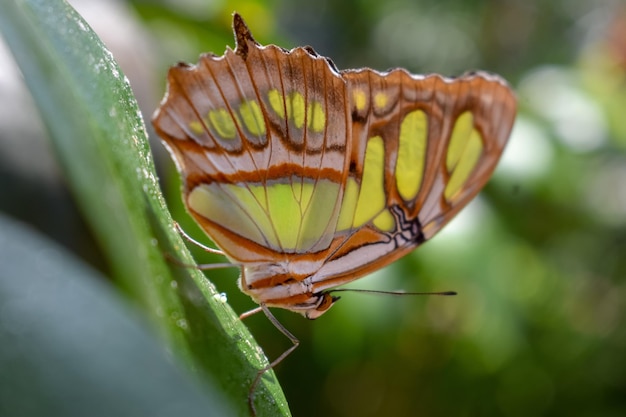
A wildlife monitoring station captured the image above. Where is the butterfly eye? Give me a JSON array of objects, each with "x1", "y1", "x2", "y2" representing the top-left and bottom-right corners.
[{"x1": 304, "y1": 293, "x2": 339, "y2": 320}]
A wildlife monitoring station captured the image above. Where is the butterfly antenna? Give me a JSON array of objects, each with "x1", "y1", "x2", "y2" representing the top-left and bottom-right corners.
[{"x1": 328, "y1": 288, "x2": 457, "y2": 296}]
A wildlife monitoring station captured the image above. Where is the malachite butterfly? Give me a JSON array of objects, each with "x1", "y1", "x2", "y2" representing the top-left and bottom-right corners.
[{"x1": 152, "y1": 12, "x2": 516, "y2": 411}]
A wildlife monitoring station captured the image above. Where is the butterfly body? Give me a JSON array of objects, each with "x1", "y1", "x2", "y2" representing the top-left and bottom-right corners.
[{"x1": 153, "y1": 14, "x2": 517, "y2": 319}]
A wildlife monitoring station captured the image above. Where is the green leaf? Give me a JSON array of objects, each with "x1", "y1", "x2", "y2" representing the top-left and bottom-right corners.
[
  {"x1": 0, "y1": 0, "x2": 289, "y2": 415},
  {"x1": 0, "y1": 214, "x2": 233, "y2": 417}
]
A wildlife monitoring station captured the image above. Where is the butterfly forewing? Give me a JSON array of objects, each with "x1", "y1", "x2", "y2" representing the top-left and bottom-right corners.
[
  {"x1": 153, "y1": 13, "x2": 517, "y2": 315},
  {"x1": 307, "y1": 70, "x2": 516, "y2": 292}
]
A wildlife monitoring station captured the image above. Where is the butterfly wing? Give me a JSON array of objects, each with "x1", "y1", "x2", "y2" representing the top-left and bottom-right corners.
[
  {"x1": 153, "y1": 14, "x2": 517, "y2": 313},
  {"x1": 153, "y1": 14, "x2": 354, "y2": 265},
  {"x1": 308, "y1": 69, "x2": 516, "y2": 292}
]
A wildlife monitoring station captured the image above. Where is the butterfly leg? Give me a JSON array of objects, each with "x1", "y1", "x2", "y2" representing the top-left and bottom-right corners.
[
  {"x1": 170, "y1": 222, "x2": 238, "y2": 269},
  {"x1": 247, "y1": 303, "x2": 300, "y2": 416},
  {"x1": 174, "y1": 221, "x2": 225, "y2": 255},
  {"x1": 239, "y1": 306, "x2": 263, "y2": 320},
  {"x1": 163, "y1": 251, "x2": 237, "y2": 271}
]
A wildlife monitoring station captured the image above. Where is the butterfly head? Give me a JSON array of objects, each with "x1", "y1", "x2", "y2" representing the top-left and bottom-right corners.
[
  {"x1": 302, "y1": 292, "x2": 340, "y2": 320},
  {"x1": 239, "y1": 264, "x2": 341, "y2": 319}
]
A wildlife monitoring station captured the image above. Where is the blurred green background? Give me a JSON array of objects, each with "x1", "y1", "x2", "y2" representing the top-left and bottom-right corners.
[{"x1": 2, "y1": 0, "x2": 626, "y2": 416}]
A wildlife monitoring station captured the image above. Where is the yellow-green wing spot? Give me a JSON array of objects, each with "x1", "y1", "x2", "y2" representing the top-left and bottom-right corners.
[
  {"x1": 307, "y1": 100, "x2": 326, "y2": 133},
  {"x1": 374, "y1": 92, "x2": 388, "y2": 110},
  {"x1": 336, "y1": 177, "x2": 359, "y2": 231},
  {"x1": 287, "y1": 92, "x2": 306, "y2": 128},
  {"x1": 353, "y1": 89, "x2": 367, "y2": 111},
  {"x1": 294, "y1": 179, "x2": 342, "y2": 250},
  {"x1": 267, "y1": 89, "x2": 325, "y2": 132},
  {"x1": 396, "y1": 110, "x2": 428, "y2": 201},
  {"x1": 189, "y1": 120, "x2": 205, "y2": 135},
  {"x1": 188, "y1": 184, "x2": 269, "y2": 248},
  {"x1": 373, "y1": 209, "x2": 395, "y2": 232},
  {"x1": 189, "y1": 179, "x2": 340, "y2": 252},
  {"x1": 444, "y1": 111, "x2": 484, "y2": 200},
  {"x1": 207, "y1": 108, "x2": 238, "y2": 139},
  {"x1": 352, "y1": 136, "x2": 387, "y2": 228},
  {"x1": 446, "y1": 111, "x2": 474, "y2": 171},
  {"x1": 268, "y1": 89, "x2": 285, "y2": 119},
  {"x1": 254, "y1": 179, "x2": 341, "y2": 251},
  {"x1": 239, "y1": 100, "x2": 266, "y2": 136}
]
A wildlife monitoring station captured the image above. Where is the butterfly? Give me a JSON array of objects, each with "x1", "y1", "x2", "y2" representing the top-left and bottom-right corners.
[{"x1": 152, "y1": 11, "x2": 516, "y2": 411}]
